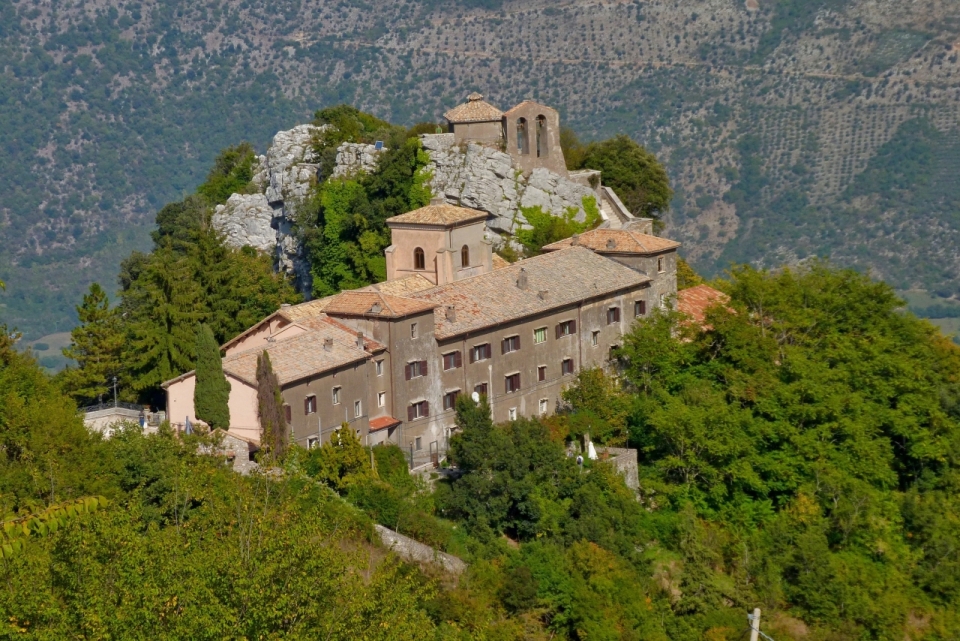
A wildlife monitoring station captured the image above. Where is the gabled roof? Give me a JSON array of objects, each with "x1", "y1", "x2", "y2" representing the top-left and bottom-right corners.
[
  {"x1": 443, "y1": 93, "x2": 504, "y2": 123},
  {"x1": 676, "y1": 285, "x2": 730, "y2": 325},
  {"x1": 322, "y1": 290, "x2": 437, "y2": 318},
  {"x1": 542, "y1": 228, "x2": 681, "y2": 255},
  {"x1": 386, "y1": 203, "x2": 488, "y2": 227},
  {"x1": 362, "y1": 273, "x2": 436, "y2": 297},
  {"x1": 410, "y1": 246, "x2": 650, "y2": 339},
  {"x1": 369, "y1": 416, "x2": 402, "y2": 432},
  {"x1": 503, "y1": 100, "x2": 557, "y2": 116},
  {"x1": 492, "y1": 254, "x2": 511, "y2": 270},
  {"x1": 222, "y1": 325, "x2": 369, "y2": 387}
]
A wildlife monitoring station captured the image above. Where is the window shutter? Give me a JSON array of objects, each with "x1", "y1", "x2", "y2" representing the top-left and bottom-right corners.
[
  {"x1": 469, "y1": 347, "x2": 476, "y2": 364},
  {"x1": 421, "y1": 360, "x2": 428, "y2": 376},
  {"x1": 485, "y1": 344, "x2": 491, "y2": 359},
  {"x1": 570, "y1": 320, "x2": 577, "y2": 333},
  {"x1": 502, "y1": 339, "x2": 507, "y2": 355},
  {"x1": 423, "y1": 401, "x2": 429, "y2": 417},
  {"x1": 455, "y1": 351, "x2": 462, "y2": 368},
  {"x1": 407, "y1": 405, "x2": 414, "y2": 421},
  {"x1": 405, "y1": 363, "x2": 411, "y2": 380},
  {"x1": 515, "y1": 336, "x2": 520, "y2": 350},
  {"x1": 556, "y1": 324, "x2": 561, "y2": 339}
]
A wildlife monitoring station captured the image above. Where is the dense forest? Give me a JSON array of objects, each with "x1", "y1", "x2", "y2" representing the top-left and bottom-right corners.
[{"x1": 2, "y1": 258, "x2": 960, "y2": 639}]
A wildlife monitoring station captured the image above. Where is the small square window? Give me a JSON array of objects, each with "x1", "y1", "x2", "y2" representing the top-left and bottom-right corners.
[
  {"x1": 332, "y1": 387, "x2": 341, "y2": 405},
  {"x1": 539, "y1": 398, "x2": 548, "y2": 415},
  {"x1": 307, "y1": 437, "x2": 319, "y2": 449},
  {"x1": 411, "y1": 322, "x2": 418, "y2": 339},
  {"x1": 502, "y1": 335, "x2": 520, "y2": 354},
  {"x1": 505, "y1": 373, "x2": 521, "y2": 393},
  {"x1": 354, "y1": 400, "x2": 362, "y2": 418},
  {"x1": 508, "y1": 408, "x2": 517, "y2": 421},
  {"x1": 538, "y1": 365, "x2": 546, "y2": 382},
  {"x1": 561, "y1": 358, "x2": 574, "y2": 376},
  {"x1": 471, "y1": 343, "x2": 492, "y2": 363},
  {"x1": 534, "y1": 327, "x2": 547, "y2": 344},
  {"x1": 634, "y1": 300, "x2": 646, "y2": 317},
  {"x1": 592, "y1": 330, "x2": 599, "y2": 346},
  {"x1": 376, "y1": 360, "x2": 383, "y2": 376},
  {"x1": 305, "y1": 395, "x2": 316, "y2": 414},
  {"x1": 443, "y1": 351, "x2": 462, "y2": 370},
  {"x1": 474, "y1": 382, "x2": 488, "y2": 397},
  {"x1": 378, "y1": 391, "x2": 386, "y2": 407},
  {"x1": 443, "y1": 390, "x2": 460, "y2": 410},
  {"x1": 607, "y1": 307, "x2": 621, "y2": 324}
]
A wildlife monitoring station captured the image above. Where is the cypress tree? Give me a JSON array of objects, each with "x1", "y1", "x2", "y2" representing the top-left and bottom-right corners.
[
  {"x1": 60, "y1": 283, "x2": 124, "y2": 405},
  {"x1": 193, "y1": 323, "x2": 230, "y2": 430},
  {"x1": 256, "y1": 351, "x2": 287, "y2": 460}
]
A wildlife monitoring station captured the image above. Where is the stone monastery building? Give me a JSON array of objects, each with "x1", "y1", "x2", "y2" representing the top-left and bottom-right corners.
[{"x1": 164, "y1": 95, "x2": 685, "y2": 466}]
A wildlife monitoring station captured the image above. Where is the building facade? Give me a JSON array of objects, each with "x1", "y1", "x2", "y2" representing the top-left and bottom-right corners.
[{"x1": 164, "y1": 202, "x2": 683, "y2": 466}]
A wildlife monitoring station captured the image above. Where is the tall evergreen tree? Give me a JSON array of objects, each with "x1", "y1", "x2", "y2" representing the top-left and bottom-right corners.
[
  {"x1": 193, "y1": 324, "x2": 230, "y2": 430},
  {"x1": 59, "y1": 283, "x2": 124, "y2": 405},
  {"x1": 123, "y1": 243, "x2": 205, "y2": 394},
  {"x1": 256, "y1": 351, "x2": 287, "y2": 460}
]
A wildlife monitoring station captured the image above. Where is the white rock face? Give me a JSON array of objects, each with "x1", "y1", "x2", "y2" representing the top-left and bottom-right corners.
[
  {"x1": 212, "y1": 193, "x2": 277, "y2": 253},
  {"x1": 332, "y1": 142, "x2": 385, "y2": 178},
  {"x1": 420, "y1": 133, "x2": 597, "y2": 233},
  {"x1": 259, "y1": 124, "x2": 324, "y2": 204}
]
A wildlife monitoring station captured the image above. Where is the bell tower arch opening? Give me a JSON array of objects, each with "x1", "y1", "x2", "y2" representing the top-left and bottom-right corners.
[
  {"x1": 517, "y1": 118, "x2": 528, "y2": 155},
  {"x1": 536, "y1": 115, "x2": 547, "y2": 158}
]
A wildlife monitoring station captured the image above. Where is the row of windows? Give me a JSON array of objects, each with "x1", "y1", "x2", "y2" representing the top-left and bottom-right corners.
[
  {"x1": 285, "y1": 396, "x2": 364, "y2": 422},
  {"x1": 413, "y1": 245, "x2": 472, "y2": 270}
]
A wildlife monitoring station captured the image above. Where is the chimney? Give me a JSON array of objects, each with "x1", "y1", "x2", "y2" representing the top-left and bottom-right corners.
[
  {"x1": 280, "y1": 303, "x2": 291, "y2": 308},
  {"x1": 445, "y1": 305, "x2": 456, "y2": 322},
  {"x1": 370, "y1": 303, "x2": 382, "y2": 314},
  {"x1": 430, "y1": 196, "x2": 446, "y2": 206},
  {"x1": 517, "y1": 267, "x2": 528, "y2": 289},
  {"x1": 538, "y1": 290, "x2": 548, "y2": 301},
  {"x1": 323, "y1": 337, "x2": 333, "y2": 351},
  {"x1": 606, "y1": 238, "x2": 617, "y2": 250},
  {"x1": 356, "y1": 331, "x2": 364, "y2": 350},
  {"x1": 571, "y1": 234, "x2": 579, "y2": 246}
]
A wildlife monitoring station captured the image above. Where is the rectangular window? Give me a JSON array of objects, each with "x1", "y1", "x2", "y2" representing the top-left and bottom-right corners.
[
  {"x1": 415, "y1": 437, "x2": 422, "y2": 451},
  {"x1": 307, "y1": 437, "x2": 319, "y2": 449},
  {"x1": 538, "y1": 365, "x2": 546, "y2": 382},
  {"x1": 658, "y1": 257, "x2": 664, "y2": 273},
  {"x1": 505, "y1": 373, "x2": 521, "y2": 393},
  {"x1": 609, "y1": 345, "x2": 619, "y2": 361},
  {"x1": 474, "y1": 382, "x2": 488, "y2": 397},
  {"x1": 442, "y1": 351, "x2": 463, "y2": 370},
  {"x1": 539, "y1": 399, "x2": 548, "y2": 415},
  {"x1": 508, "y1": 408, "x2": 517, "y2": 421},
  {"x1": 408, "y1": 400, "x2": 429, "y2": 420},
  {"x1": 443, "y1": 390, "x2": 460, "y2": 410},
  {"x1": 534, "y1": 327, "x2": 547, "y2": 344},
  {"x1": 283, "y1": 404, "x2": 292, "y2": 423},
  {"x1": 332, "y1": 387, "x2": 341, "y2": 405},
  {"x1": 378, "y1": 391, "x2": 386, "y2": 408},
  {"x1": 634, "y1": 300, "x2": 646, "y2": 317},
  {"x1": 410, "y1": 322, "x2": 418, "y2": 339},
  {"x1": 502, "y1": 335, "x2": 520, "y2": 354},
  {"x1": 592, "y1": 330, "x2": 599, "y2": 346},
  {"x1": 556, "y1": 320, "x2": 576, "y2": 338},
  {"x1": 354, "y1": 400, "x2": 362, "y2": 418},
  {"x1": 607, "y1": 307, "x2": 621, "y2": 324},
  {"x1": 470, "y1": 343, "x2": 492, "y2": 363},
  {"x1": 561, "y1": 358, "x2": 574, "y2": 376},
  {"x1": 376, "y1": 360, "x2": 384, "y2": 376},
  {"x1": 659, "y1": 293, "x2": 666, "y2": 308},
  {"x1": 305, "y1": 395, "x2": 316, "y2": 415},
  {"x1": 405, "y1": 360, "x2": 428, "y2": 380}
]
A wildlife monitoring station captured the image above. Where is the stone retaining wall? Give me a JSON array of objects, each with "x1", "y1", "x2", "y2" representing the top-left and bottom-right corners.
[{"x1": 374, "y1": 524, "x2": 467, "y2": 575}]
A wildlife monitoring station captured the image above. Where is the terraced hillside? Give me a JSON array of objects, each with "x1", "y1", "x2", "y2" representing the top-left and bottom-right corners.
[{"x1": 2, "y1": 0, "x2": 959, "y2": 337}]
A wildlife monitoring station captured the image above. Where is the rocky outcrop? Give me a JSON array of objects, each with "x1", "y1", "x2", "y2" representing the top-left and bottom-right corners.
[
  {"x1": 420, "y1": 133, "x2": 597, "y2": 233},
  {"x1": 212, "y1": 193, "x2": 277, "y2": 254},
  {"x1": 332, "y1": 142, "x2": 385, "y2": 178},
  {"x1": 255, "y1": 124, "x2": 324, "y2": 204}
]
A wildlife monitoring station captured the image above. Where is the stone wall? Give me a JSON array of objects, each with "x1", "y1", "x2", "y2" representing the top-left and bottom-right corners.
[
  {"x1": 420, "y1": 133, "x2": 598, "y2": 234},
  {"x1": 600, "y1": 446, "x2": 639, "y2": 490},
  {"x1": 374, "y1": 524, "x2": 467, "y2": 575}
]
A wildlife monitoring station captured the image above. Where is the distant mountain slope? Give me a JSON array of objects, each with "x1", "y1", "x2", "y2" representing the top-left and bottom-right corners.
[{"x1": 2, "y1": 0, "x2": 959, "y2": 337}]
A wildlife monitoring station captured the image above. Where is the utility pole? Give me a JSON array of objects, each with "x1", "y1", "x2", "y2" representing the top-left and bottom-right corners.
[
  {"x1": 748, "y1": 608, "x2": 762, "y2": 641},
  {"x1": 112, "y1": 376, "x2": 118, "y2": 408}
]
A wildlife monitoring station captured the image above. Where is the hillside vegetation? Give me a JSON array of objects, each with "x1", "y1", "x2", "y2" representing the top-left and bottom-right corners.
[
  {"x1": 3, "y1": 260, "x2": 960, "y2": 639},
  {"x1": 1, "y1": 0, "x2": 959, "y2": 338}
]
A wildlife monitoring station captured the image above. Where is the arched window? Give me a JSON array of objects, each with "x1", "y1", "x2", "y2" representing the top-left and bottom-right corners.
[
  {"x1": 536, "y1": 115, "x2": 547, "y2": 158},
  {"x1": 414, "y1": 247, "x2": 425, "y2": 270},
  {"x1": 517, "y1": 118, "x2": 527, "y2": 155},
  {"x1": 461, "y1": 245, "x2": 470, "y2": 267}
]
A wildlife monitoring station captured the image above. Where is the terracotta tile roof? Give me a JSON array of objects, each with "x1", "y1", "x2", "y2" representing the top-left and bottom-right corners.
[
  {"x1": 369, "y1": 416, "x2": 402, "y2": 432},
  {"x1": 503, "y1": 100, "x2": 553, "y2": 116},
  {"x1": 542, "y1": 228, "x2": 681, "y2": 255},
  {"x1": 677, "y1": 285, "x2": 730, "y2": 325},
  {"x1": 443, "y1": 93, "x2": 504, "y2": 123},
  {"x1": 295, "y1": 316, "x2": 387, "y2": 353},
  {"x1": 492, "y1": 254, "x2": 511, "y2": 270},
  {"x1": 281, "y1": 296, "x2": 337, "y2": 322},
  {"x1": 386, "y1": 203, "x2": 488, "y2": 227},
  {"x1": 222, "y1": 327, "x2": 369, "y2": 387},
  {"x1": 410, "y1": 246, "x2": 650, "y2": 339},
  {"x1": 364, "y1": 273, "x2": 436, "y2": 297},
  {"x1": 322, "y1": 290, "x2": 437, "y2": 318}
]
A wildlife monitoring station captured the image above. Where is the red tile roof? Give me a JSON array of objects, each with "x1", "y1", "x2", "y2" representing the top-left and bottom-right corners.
[
  {"x1": 677, "y1": 285, "x2": 730, "y2": 325},
  {"x1": 322, "y1": 291, "x2": 437, "y2": 318},
  {"x1": 386, "y1": 203, "x2": 488, "y2": 227},
  {"x1": 369, "y1": 416, "x2": 402, "y2": 432},
  {"x1": 443, "y1": 93, "x2": 504, "y2": 123},
  {"x1": 542, "y1": 228, "x2": 680, "y2": 255}
]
